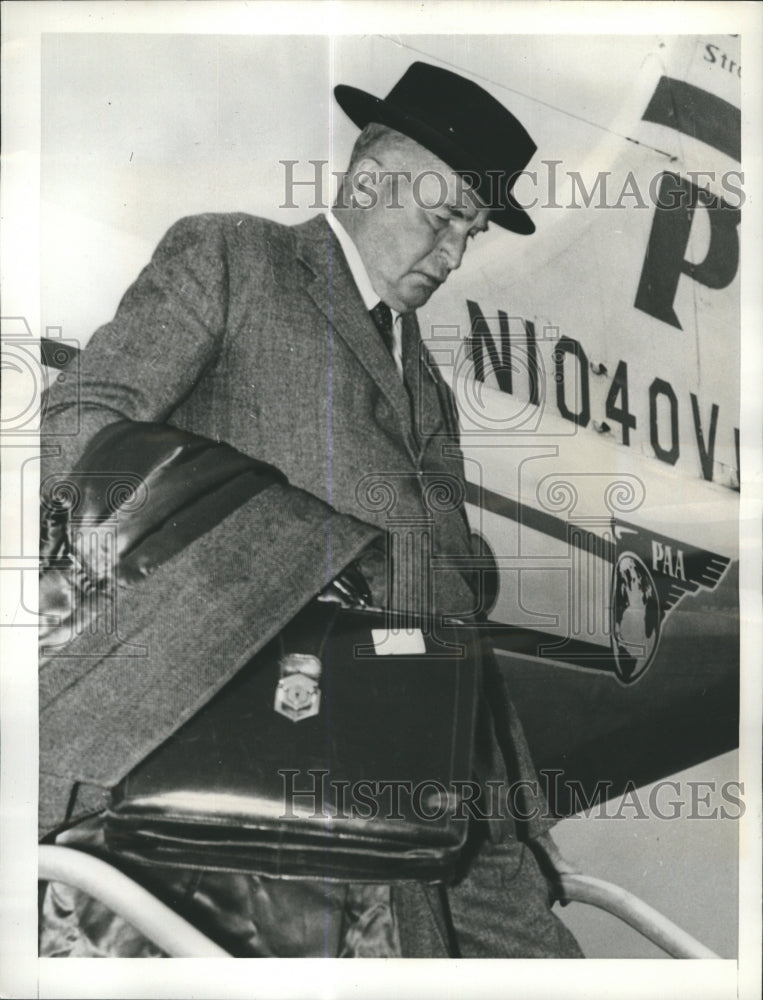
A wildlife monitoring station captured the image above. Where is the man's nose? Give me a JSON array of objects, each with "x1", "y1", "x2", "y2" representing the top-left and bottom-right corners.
[{"x1": 437, "y1": 230, "x2": 469, "y2": 272}]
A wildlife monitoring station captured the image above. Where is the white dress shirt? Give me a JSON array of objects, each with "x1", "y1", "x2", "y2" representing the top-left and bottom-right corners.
[{"x1": 326, "y1": 211, "x2": 404, "y2": 376}]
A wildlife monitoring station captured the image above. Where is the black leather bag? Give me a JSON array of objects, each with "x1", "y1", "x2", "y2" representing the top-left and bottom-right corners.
[
  {"x1": 39, "y1": 420, "x2": 285, "y2": 659},
  {"x1": 104, "y1": 599, "x2": 479, "y2": 883}
]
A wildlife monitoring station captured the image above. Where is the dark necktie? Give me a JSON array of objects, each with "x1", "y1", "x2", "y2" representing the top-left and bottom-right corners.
[
  {"x1": 369, "y1": 302, "x2": 422, "y2": 447},
  {"x1": 400, "y1": 313, "x2": 420, "y2": 401},
  {"x1": 369, "y1": 301, "x2": 394, "y2": 356},
  {"x1": 369, "y1": 301, "x2": 419, "y2": 384}
]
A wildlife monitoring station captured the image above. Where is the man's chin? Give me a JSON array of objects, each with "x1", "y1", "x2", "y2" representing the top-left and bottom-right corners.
[
  {"x1": 396, "y1": 281, "x2": 439, "y2": 311},
  {"x1": 408, "y1": 292, "x2": 436, "y2": 310}
]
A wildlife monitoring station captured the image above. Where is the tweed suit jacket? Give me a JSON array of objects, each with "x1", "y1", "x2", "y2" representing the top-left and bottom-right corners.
[{"x1": 39, "y1": 213, "x2": 487, "y2": 837}]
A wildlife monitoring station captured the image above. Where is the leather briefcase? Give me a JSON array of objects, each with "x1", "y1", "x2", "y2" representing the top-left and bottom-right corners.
[{"x1": 105, "y1": 598, "x2": 480, "y2": 883}]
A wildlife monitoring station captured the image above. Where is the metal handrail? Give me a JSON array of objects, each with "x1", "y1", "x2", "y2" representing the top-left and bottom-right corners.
[
  {"x1": 38, "y1": 845, "x2": 229, "y2": 957},
  {"x1": 557, "y1": 873, "x2": 721, "y2": 959},
  {"x1": 39, "y1": 846, "x2": 722, "y2": 958}
]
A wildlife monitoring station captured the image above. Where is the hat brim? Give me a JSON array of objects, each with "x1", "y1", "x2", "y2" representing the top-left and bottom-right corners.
[{"x1": 334, "y1": 84, "x2": 535, "y2": 235}]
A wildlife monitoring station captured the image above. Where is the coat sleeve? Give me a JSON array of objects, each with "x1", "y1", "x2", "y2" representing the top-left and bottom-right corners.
[
  {"x1": 38, "y1": 217, "x2": 384, "y2": 835},
  {"x1": 41, "y1": 214, "x2": 233, "y2": 481}
]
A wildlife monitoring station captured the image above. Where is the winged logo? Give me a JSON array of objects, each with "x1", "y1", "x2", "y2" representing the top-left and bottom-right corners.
[{"x1": 610, "y1": 521, "x2": 732, "y2": 684}]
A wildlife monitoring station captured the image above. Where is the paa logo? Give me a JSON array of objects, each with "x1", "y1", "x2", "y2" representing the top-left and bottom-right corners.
[
  {"x1": 611, "y1": 551, "x2": 660, "y2": 684},
  {"x1": 610, "y1": 523, "x2": 731, "y2": 685}
]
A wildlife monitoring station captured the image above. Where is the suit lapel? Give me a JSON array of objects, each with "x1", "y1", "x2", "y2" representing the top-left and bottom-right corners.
[{"x1": 294, "y1": 217, "x2": 419, "y2": 459}]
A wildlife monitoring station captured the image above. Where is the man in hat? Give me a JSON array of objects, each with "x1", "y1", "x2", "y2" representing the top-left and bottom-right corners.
[{"x1": 39, "y1": 62, "x2": 582, "y2": 957}]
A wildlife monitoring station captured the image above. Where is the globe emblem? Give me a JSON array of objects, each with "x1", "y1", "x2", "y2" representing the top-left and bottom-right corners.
[{"x1": 611, "y1": 552, "x2": 661, "y2": 683}]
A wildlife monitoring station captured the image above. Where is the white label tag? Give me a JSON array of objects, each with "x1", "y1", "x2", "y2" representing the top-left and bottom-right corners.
[{"x1": 370, "y1": 627, "x2": 426, "y2": 656}]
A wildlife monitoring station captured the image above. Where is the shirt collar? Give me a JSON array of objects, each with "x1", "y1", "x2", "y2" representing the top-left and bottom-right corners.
[
  {"x1": 326, "y1": 211, "x2": 390, "y2": 315},
  {"x1": 326, "y1": 211, "x2": 405, "y2": 376}
]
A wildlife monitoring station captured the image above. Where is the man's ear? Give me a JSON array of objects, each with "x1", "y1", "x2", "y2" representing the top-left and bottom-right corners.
[{"x1": 349, "y1": 156, "x2": 383, "y2": 209}]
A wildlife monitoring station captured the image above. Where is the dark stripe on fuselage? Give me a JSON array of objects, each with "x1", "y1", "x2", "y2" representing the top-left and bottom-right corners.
[{"x1": 465, "y1": 481, "x2": 617, "y2": 563}]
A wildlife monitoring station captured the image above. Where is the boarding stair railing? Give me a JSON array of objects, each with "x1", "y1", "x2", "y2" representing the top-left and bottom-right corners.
[{"x1": 39, "y1": 842, "x2": 721, "y2": 959}]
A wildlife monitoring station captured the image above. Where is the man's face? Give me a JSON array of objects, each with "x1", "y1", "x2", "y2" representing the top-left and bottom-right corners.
[{"x1": 350, "y1": 143, "x2": 490, "y2": 313}]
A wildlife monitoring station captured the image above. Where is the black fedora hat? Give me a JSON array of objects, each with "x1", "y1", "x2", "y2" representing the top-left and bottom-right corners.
[{"x1": 334, "y1": 61, "x2": 537, "y2": 234}]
